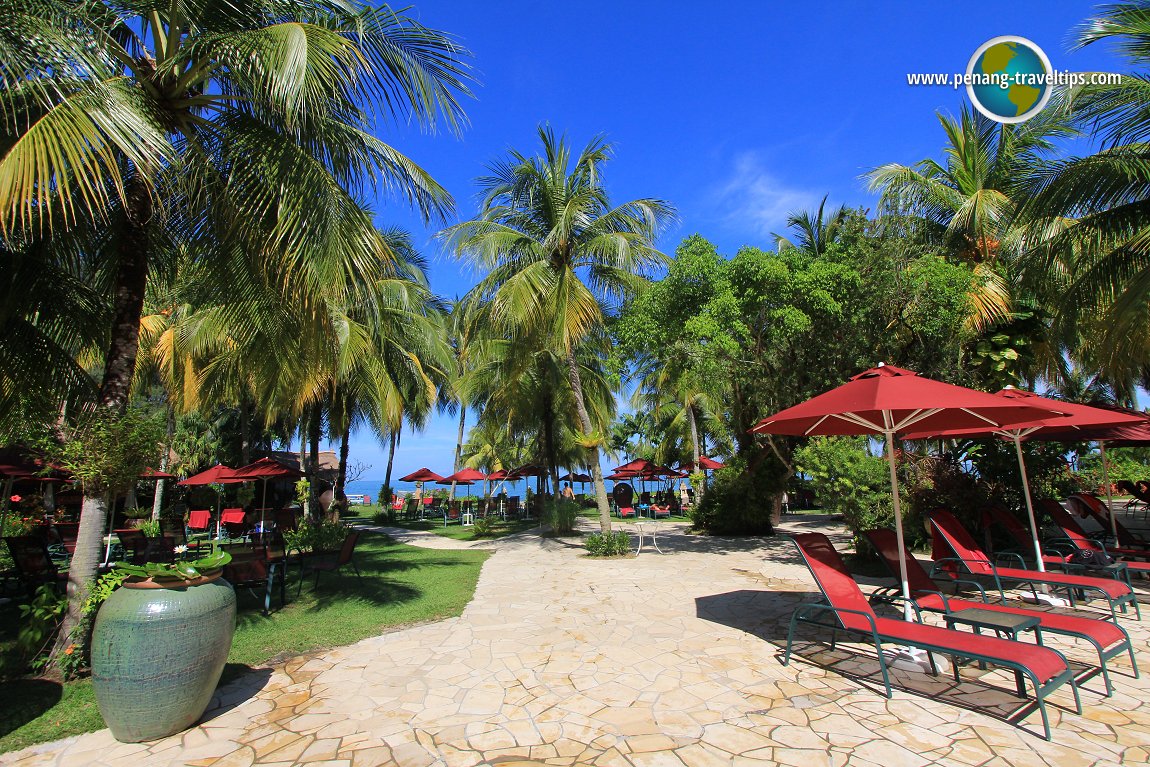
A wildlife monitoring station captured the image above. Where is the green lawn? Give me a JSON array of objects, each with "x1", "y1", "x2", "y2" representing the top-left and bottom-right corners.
[
  {"x1": 0, "y1": 532, "x2": 489, "y2": 754},
  {"x1": 384, "y1": 515, "x2": 540, "y2": 541}
]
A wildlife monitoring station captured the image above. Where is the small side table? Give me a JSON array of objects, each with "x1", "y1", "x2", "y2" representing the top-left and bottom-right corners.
[
  {"x1": 944, "y1": 607, "x2": 1041, "y2": 696},
  {"x1": 633, "y1": 520, "x2": 662, "y2": 554}
]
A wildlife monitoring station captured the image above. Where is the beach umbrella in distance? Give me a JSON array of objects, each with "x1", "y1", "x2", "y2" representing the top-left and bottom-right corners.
[
  {"x1": 399, "y1": 468, "x2": 444, "y2": 482},
  {"x1": 750, "y1": 363, "x2": 1067, "y2": 627},
  {"x1": 613, "y1": 458, "x2": 654, "y2": 474},
  {"x1": 233, "y1": 457, "x2": 305, "y2": 531},
  {"x1": 680, "y1": 456, "x2": 724, "y2": 472},
  {"x1": 178, "y1": 464, "x2": 244, "y2": 540},
  {"x1": 903, "y1": 388, "x2": 1146, "y2": 565},
  {"x1": 437, "y1": 468, "x2": 487, "y2": 484}
]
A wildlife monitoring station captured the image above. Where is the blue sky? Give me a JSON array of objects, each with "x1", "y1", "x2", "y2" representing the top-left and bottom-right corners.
[{"x1": 338, "y1": 1, "x2": 1130, "y2": 482}]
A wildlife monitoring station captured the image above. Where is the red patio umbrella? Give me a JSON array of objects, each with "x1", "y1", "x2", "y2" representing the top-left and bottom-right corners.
[
  {"x1": 751, "y1": 363, "x2": 1068, "y2": 619},
  {"x1": 399, "y1": 468, "x2": 445, "y2": 483},
  {"x1": 178, "y1": 465, "x2": 243, "y2": 539},
  {"x1": 612, "y1": 458, "x2": 653, "y2": 474},
  {"x1": 437, "y1": 468, "x2": 487, "y2": 484},
  {"x1": 903, "y1": 389, "x2": 1146, "y2": 564},
  {"x1": 233, "y1": 457, "x2": 305, "y2": 531},
  {"x1": 139, "y1": 467, "x2": 175, "y2": 479},
  {"x1": 680, "y1": 456, "x2": 724, "y2": 471}
]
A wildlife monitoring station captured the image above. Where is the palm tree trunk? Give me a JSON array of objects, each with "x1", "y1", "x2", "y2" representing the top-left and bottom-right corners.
[
  {"x1": 383, "y1": 428, "x2": 398, "y2": 507},
  {"x1": 450, "y1": 405, "x2": 465, "y2": 501},
  {"x1": 540, "y1": 391, "x2": 560, "y2": 496},
  {"x1": 687, "y1": 401, "x2": 705, "y2": 503},
  {"x1": 151, "y1": 404, "x2": 176, "y2": 521},
  {"x1": 57, "y1": 175, "x2": 151, "y2": 665},
  {"x1": 308, "y1": 407, "x2": 321, "y2": 516},
  {"x1": 336, "y1": 425, "x2": 350, "y2": 503},
  {"x1": 239, "y1": 391, "x2": 252, "y2": 466},
  {"x1": 564, "y1": 351, "x2": 611, "y2": 533}
]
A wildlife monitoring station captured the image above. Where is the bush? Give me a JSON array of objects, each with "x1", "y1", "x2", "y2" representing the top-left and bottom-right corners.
[
  {"x1": 902, "y1": 451, "x2": 992, "y2": 548},
  {"x1": 691, "y1": 449, "x2": 783, "y2": 535},
  {"x1": 472, "y1": 516, "x2": 494, "y2": 537},
  {"x1": 284, "y1": 520, "x2": 347, "y2": 553},
  {"x1": 1077, "y1": 448, "x2": 1150, "y2": 493},
  {"x1": 794, "y1": 437, "x2": 892, "y2": 553},
  {"x1": 543, "y1": 499, "x2": 578, "y2": 534},
  {"x1": 968, "y1": 439, "x2": 1081, "y2": 510},
  {"x1": 371, "y1": 510, "x2": 389, "y2": 525},
  {"x1": 585, "y1": 531, "x2": 631, "y2": 556}
]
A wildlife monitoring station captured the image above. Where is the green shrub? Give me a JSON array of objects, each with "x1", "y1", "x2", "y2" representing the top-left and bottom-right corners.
[
  {"x1": 16, "y1": 585, "x2": 66, "y2": 673},
  {"x1": 794, "y1": 437, "x2": 892, "y2": 553},
  {"x1": 903, "y1": 451, "x2": 992, "y2": 546},
  {"x1": 585, "y1": 531, "x2": 631, "y2": 556},
  {"x1": 1076, "y1": 448, "x2": 1149, "y2": 493},
  {"x1": 691, "y1": 449, "x2": 784, "y2": 535},
  {"x1": 543, "y1": 499, "x2": 578, "y2": 534},
  {"x1": 472, "y1": 516, "x2": 494, "y2": 537},
  {"x1": 284, "y1": 520, "x2": 347, "y2": 553},
  {"x1": 137, "y1": 518, "x2": 161, "y2": 537},
  {"x1": 371, "y1": 510, "x2": 390, "y2": 525}
]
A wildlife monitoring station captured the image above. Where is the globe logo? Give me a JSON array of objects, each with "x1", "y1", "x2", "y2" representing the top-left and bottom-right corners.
[{"x1": 966, "y1": 36, "x2": 1053, "y2": 124}]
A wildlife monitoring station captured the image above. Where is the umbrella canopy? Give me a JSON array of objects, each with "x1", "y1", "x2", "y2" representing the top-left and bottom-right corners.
[
  {"x1": 399, "y1": 468, "x2": 444, "y2": 483},
  {"x1": 604, "y1": 471, "x2": 636, "y2": 481},
  {"x1": 751, "y1": 364, "x2": 1069, "y2": 618},
  {"x1": 178, "y1": 464, "x2": 243, "y2": 485},
  {"x1": 487, "y1": 469, "x2": 510, "y2": 480},
  {"x1": 680, "y1": 457, "x2": 724, "y2": 471},
  {"x1": 232, "y1": 457, "x2": 304, "y2": 479},
  {"x1": 139, "y1": 467, "x2": 175, "y2": 479},
  {"x1": 560, "y1": 472, "x2": 593, "y2": 483},
  {"x1": 438, "y1": 468, "x2": 487, "y2": 485},
  {"x1": 507, "y1": 463, "x2": 547, "y2": 479},
  {"x1": 904, "y1": 389, "x2": 1147, "y2": 560},
  {"x1": 612, "y1": 458, "x2": 653, "y2": 474}
]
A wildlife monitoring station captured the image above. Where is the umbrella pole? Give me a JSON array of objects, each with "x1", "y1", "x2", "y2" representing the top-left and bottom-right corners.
[
  {"x1": 1013, "y1": 437, "x2": 1047, "y2": 573},
  {"x1": 1100, "y1": 442, "x2": 1120, "y2": 541},
  {"x1": 883, "y1": 429, "x2": 913, "y2": 621},
  {"x1": 260, "y1": 478, "x2": 268, "y2": 533}
]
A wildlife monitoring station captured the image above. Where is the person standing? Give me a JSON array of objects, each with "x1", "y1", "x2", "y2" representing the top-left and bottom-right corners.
[
  {"x1": 679, "y1": 479, "x2": 690, "y2": 509},
  {"x1": 561, "y1": 482, "x2": 575, "y2": 500}
]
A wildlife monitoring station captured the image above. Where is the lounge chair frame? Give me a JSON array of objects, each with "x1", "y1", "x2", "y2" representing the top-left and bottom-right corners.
[
  {"x1": 783, "y1": 533, "x2": 1080, "y2": 740},
  {"x1": 928, "y1": 510, "x2": 1140, "y2": 621},
  {"x1": 864, "y1": 528, "x2": 1138, "y2": 697}
]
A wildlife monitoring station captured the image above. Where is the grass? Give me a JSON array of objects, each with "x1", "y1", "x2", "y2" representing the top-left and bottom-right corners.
[
  {"x1": 383, "y1": 515, "x2": 539, "y2": 541},
  {"x1": 0, "y1": 532, "x2": 489, "y2": 754}
]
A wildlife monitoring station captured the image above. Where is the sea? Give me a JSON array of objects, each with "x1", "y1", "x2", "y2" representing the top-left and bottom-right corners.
[{"x1": 342, "y1": 477, "x2": 546, "y2": 504}]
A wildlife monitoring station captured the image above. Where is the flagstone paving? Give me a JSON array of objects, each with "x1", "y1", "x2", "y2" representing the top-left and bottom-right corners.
[{"x1": 6, "y1": 514, "x2": 1150, "y2": 767}]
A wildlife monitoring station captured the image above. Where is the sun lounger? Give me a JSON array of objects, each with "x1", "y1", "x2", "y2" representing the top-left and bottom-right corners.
[
  {"x1": 981, "y1": 505, "x2": 1070, "y2": 569},
  {"x1": 1068, "y1": 493, "x2": 1150, "y2": 551},
  {"x1": 785, "y1": 532, "x2": 1080, "y2": 740},
  {"x1": 1042, "y1": 501, "x2": 1150, "y2": 577},
  {"x1": 928, "y1": 510, "x2": 1139, "y2": 621},
  {"x1": 864, "y1": 528, "x2": 1138, "y2": 696}
]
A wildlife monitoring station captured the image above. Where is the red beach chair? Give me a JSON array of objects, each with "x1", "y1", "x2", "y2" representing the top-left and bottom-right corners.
[
  {"x1": 188, "y1": 509, "x2": 211, "y2": 534},
  {"x1": 785, "y1": 532, "x2": 1079, "y2": 740},
  {"x1": 1068, "y1": 493, "x2": 1150, "y2": 552},
  {"x1": 864, "y1": 528, "x2": 1138, "y2": 696},
  {"x1": 928, "y1": 509, "x2": 1139, "y2": 621},
  {"x1": 220, "y1": 507, "x2": 247, "y2": 539}
]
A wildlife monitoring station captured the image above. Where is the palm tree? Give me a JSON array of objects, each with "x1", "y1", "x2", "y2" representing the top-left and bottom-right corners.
[
  {"x1": 1018, "y1": 3, "x2": 1150, "y2": 391},
  {"x1": 867, "y1": 104, "x2": 1075, "y2": 331},
  {"x1": 1, "y1": 0, "x2": 472, "y2": 648},
  {"x1": 773, "y1": 195, "x2": 848, "y2": 256},
  {"x1": 443, "y1": 129, "x2": 673, "y2": 532}
]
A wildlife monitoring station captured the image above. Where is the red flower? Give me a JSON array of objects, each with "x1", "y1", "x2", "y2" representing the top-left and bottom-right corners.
[{"x1": 9, "y1": 495, "x2": 20, "y2": 503}]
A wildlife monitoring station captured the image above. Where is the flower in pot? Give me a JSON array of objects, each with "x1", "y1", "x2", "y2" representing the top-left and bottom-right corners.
[{"x1": 90, "y1": 546, "x2": 236, "y2": 742}]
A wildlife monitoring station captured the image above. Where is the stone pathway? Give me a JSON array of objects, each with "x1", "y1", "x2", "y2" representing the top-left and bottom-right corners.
[{"x1": 6, "y1": 515, "x2": 1150, "y2": 766}]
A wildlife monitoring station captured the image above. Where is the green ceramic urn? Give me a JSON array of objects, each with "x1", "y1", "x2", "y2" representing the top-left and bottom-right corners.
[{"x1": 91, "y1": 573, "x2": 236, "y2": 742}]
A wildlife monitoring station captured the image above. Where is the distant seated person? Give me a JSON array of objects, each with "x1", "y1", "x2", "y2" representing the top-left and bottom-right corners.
[
  {"x1": 561, "y1": 482, "x2": 575, "y2": 500},
  {"x1": 650, "y1": 502, "x2": 671, "y2": 518}
]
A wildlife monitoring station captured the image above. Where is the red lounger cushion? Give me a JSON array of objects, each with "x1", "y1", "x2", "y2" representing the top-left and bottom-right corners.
[
  {"x1": 188, "y1": 510, "x2": 211, "y2": 529},
  {"x1": 221, "y1": 508, "x2": 246, "y2": 524}
]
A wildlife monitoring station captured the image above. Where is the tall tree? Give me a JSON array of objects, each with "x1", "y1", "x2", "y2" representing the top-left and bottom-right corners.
[
  {"x1": 0, "y1": 0, "x2": 472, "y2": 655},
  {"x1": 443, "y1": 127, "x2": 674, "y2": 532}
]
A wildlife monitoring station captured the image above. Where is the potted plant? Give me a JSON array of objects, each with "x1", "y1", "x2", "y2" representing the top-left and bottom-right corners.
[{"x1": 90, "y1": 546, "x2": 236, "y2": 742}]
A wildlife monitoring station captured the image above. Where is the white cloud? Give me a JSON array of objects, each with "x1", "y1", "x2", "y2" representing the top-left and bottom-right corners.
[{"x1": 709, "y1": 153, "x2": 821, "y2": 239}]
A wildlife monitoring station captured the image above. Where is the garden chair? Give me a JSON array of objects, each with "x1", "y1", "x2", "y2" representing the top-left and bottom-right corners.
[
  {"x1": 4, "y1": 536, "x2": 68, "y2": 595},
  {"x1": 298, "y1": 530, "x2": 362, "y2": 595},
  {"x1": 220, "y1": 507, "x2": 247, "y2": 539},
  {"x1": 273, "y1": 508, "x2": 299, "y2": 533},
  {"x1": 864, "y1": 528, "x2": 1137, "y2": 696},
  {"x1": 444, "y1": 502, "x2": 462, "y2": 526},
  {"x1": 187, "y1": 509, "x2": 212, "y2": 535},
  {"x1": 1068, "y1": 493, "x2": 1150, "y2": 551},
  {"x1": 221, "y1": 541, "x2": 284, "y2": 615},
  {"x1": 928, "y1": 509, "x2": 1139, "y2": 620},
  {"x1": 785, "y1": 532, "x2": 1080, "y2": 740},
  {"x1": 51, "y1": 522, "x2": 79, "y2": 556}
]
